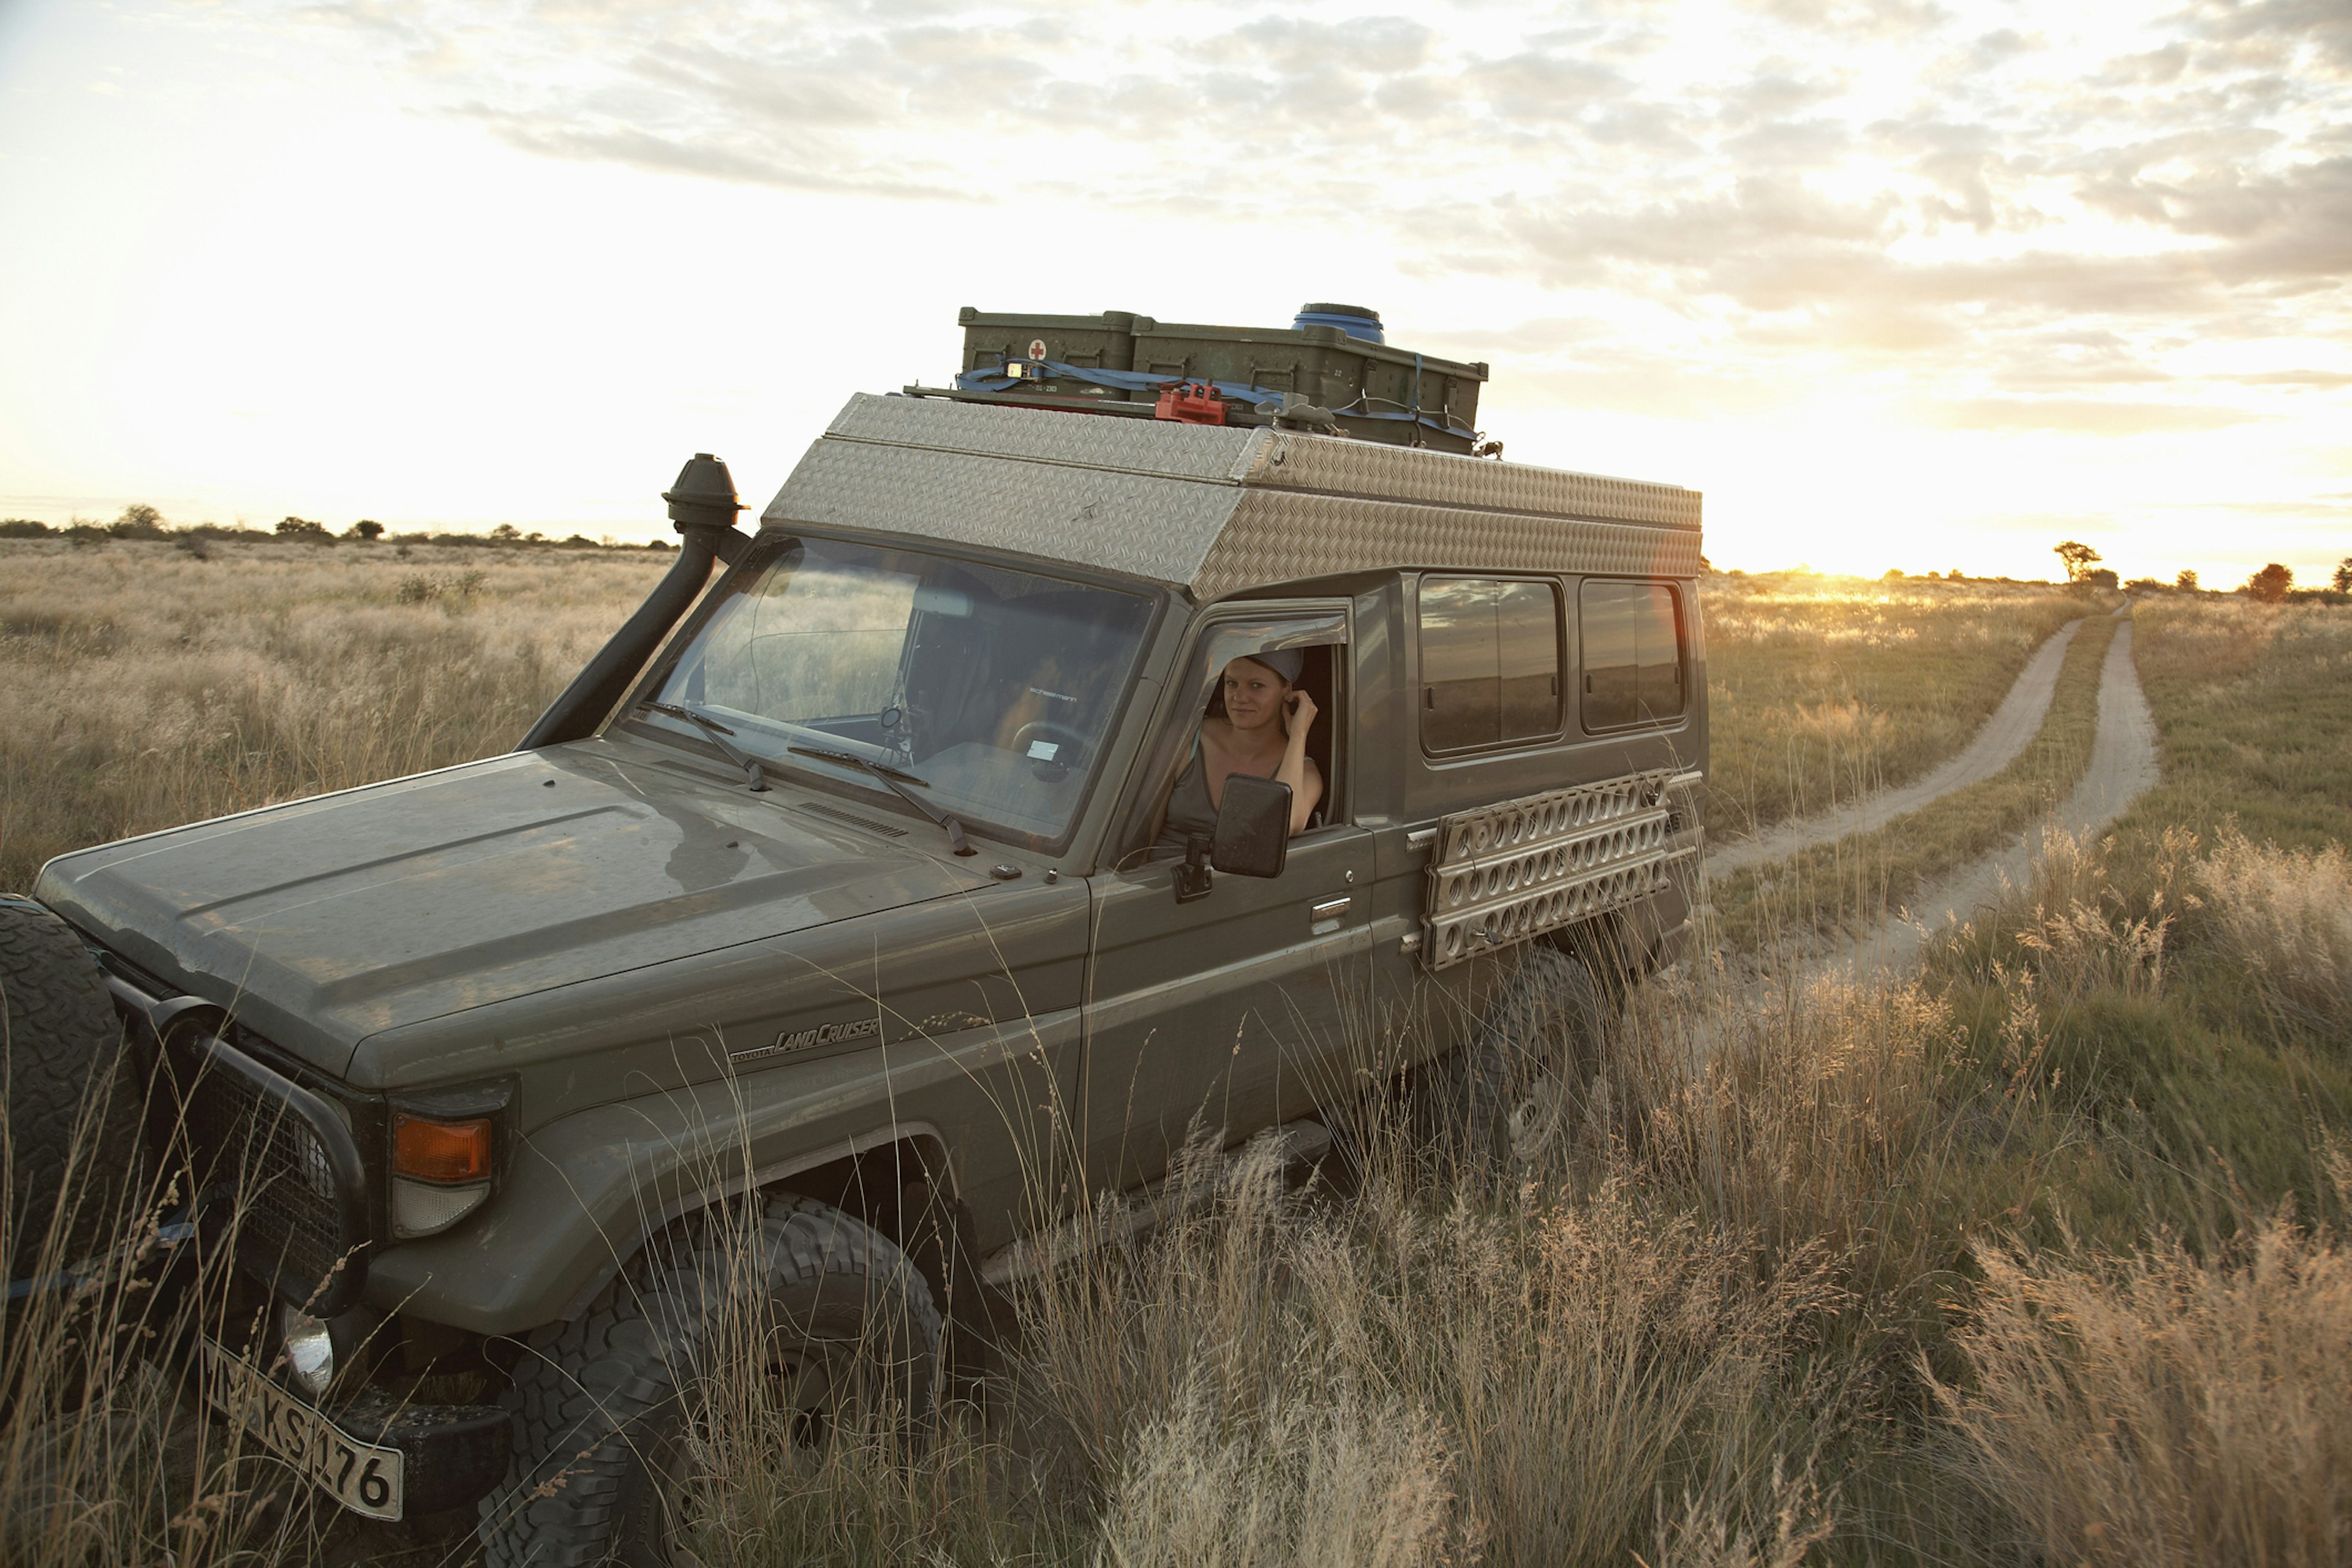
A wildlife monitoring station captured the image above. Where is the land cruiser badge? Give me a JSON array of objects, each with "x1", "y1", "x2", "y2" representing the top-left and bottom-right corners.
[{"x1": 732, "y1": 1016, "x2": 881, "y2": 1063}]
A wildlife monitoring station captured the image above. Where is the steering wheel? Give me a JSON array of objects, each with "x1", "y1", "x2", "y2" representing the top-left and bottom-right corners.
[{"x1": 1011, "y1": 720, "x2": 1089, "y2": 765}]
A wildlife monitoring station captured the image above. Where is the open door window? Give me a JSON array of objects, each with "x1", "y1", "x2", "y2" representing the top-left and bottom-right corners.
[{"x1": 1112, "y1": 606, "x2": 1350, "y2": 868}]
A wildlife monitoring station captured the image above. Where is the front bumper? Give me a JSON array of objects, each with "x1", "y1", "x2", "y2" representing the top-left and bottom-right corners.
[
  {"x1": 203, "y1": 1333, "x2": 510, "y2": 1519},
  {"x1": 317, "y1": 1383, "x2": 511, "y2": 1517}
]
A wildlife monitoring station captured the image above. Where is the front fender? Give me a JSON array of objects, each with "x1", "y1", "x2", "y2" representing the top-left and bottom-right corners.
[{"x1": 362, "y1": 1005, "x2": 1079, "y2": 1336}]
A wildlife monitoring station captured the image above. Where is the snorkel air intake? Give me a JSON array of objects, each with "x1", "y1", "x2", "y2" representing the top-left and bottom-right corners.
[{"x1": 516, "y1": 453, "x2": 748, "y2": 750}]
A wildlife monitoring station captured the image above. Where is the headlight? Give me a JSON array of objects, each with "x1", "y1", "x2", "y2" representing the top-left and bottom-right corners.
[
  {"x1": 389, "y1": 1112, "x2": 493, "y2": 1238},
  {"x1": 279, "y1": 1304, "x2": 335, "y2": 1396}
]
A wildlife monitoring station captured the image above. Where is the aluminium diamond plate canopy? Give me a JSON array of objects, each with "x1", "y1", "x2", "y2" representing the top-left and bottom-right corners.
[{"x1": 760, "y1": 394, "x2": 1703, "y2": 600}]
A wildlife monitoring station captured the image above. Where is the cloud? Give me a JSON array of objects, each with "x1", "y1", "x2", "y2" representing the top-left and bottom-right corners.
[
  {"x1": 1920, "y1": 397, "x2": 2260, "y2": 435},
  {"x1": 2223, "y1": 369, "x2": 2352, "y2": 388},
  {"x1": 282, "y1": 0, "x2": 2352, "y2": 432},
  {"x1": 2155, "y1": 496, "x2": 2352, "y2": 515}
]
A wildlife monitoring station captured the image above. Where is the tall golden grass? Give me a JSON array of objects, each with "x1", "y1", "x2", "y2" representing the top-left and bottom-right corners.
[
  {"x1": 4, "y1": 552, "x2": 2347, "y2": 1566},
  {"x1": 0, "y1": 1073, "x2": 333, "y2": 1567},
  {"x1": 0, "y1": 539, "x2": 666, "y2": 891},
  {"x1": 2197, "y1": 835, "x2": 2352, "y2": 1033},
  {"x1": 1702, "y1": 573, "x2": 2084, "y2": 838},
  {"x1": 7, "y1": 859, "x2": 2348, "y2": 1567},
  {"x1": 1934, "y1": 1189, "x2": 2352, "y2": 1568}
]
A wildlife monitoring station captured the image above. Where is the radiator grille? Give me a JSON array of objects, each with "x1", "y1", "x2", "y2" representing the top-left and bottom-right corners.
[{"x1": 178, "y1": 1036, "x2": 369, "y2": 1313}]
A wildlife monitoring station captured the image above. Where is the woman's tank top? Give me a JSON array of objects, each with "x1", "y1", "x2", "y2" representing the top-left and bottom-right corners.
[{"x1": 1154, "y1": 739, "x2": 1273, "y2": 854}]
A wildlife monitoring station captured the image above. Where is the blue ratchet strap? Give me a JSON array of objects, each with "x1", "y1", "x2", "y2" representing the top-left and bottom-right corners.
[
  {"x1": 1344, "y1": 409, "x2": 1478, "y2": 436},
  {"x1": 955, "y1": 358, "x2": 1477, "y2": 437},
  {"x1": 954, "y1": 358, "x2": 1282, "y2": 406}
]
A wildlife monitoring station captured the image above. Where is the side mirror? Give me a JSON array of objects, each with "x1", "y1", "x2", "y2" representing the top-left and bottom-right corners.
[{"x1": 1212, "y1": 775, "x2": 1291, "y2": 879}]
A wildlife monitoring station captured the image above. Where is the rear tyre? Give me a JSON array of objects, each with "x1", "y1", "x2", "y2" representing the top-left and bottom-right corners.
[
  {"x1": 478, "y1": 1193, "x2": 941, "y2": 1568},
  {"x1": 1, "y1": 899, "x2": 142, "y2": 1280},
  {"x1": 1460, "y1": 944, "x2": 1607, "y2": 1169}
]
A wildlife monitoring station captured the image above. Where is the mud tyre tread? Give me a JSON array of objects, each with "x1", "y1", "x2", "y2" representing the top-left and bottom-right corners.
[
  {"x1": 478, "y1": 1193, "x2": 941, "y2": 1567},
  {"x1": 1461, "y1": 944, "x2": 1606, "y2": 1167},
  {"x1": 1, "y1": 900, "x2": 140, "y2": 1278}
]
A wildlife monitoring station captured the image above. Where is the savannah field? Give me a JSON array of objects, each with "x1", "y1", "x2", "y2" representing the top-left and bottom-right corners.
[{"x1": 3, "y1": 539, "x2": 2350, "y2": 1567}]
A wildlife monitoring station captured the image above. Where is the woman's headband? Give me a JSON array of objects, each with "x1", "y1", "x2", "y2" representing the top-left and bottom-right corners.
[{"x1": 1235, "y1": 647, "x2": 1306, "y2": 684}]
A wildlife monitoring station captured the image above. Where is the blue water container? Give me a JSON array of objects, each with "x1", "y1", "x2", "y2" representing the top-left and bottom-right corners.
[{"x1": 1291, "y1": 303, "x2": 1385, "y2": 344}]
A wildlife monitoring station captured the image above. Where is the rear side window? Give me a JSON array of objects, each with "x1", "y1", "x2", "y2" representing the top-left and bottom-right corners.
[
  {"x1": 1580, "y1": 581, "x2": 1684, "y2": 729},
  {"x1": 1419, "y1": 577, "x2": 1563, "y2": 755}
]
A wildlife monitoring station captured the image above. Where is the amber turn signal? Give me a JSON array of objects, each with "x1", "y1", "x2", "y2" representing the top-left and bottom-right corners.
[{"x1": 393, "y1": 1114, "x2": 492, "y2": 1184}]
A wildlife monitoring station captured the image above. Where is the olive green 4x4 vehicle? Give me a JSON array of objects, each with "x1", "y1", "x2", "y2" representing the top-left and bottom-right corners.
[{"x1": 7, "y1": 390, "x2": 1703, "y2": 1562}]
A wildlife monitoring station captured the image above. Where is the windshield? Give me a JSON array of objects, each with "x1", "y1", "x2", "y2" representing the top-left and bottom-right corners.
[{"x1": 643, "y1": 538, "x2": 1156, "y2": 846}]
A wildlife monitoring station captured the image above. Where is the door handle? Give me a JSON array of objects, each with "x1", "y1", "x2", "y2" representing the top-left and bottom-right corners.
[{"x1": 1310, "y1": 895, "x2": 1353, "y2": 921}]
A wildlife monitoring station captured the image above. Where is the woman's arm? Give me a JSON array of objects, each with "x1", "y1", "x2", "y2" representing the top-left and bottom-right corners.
[{"x1": 1278, "y1": 692, "x2": 1324, "y2": 835}]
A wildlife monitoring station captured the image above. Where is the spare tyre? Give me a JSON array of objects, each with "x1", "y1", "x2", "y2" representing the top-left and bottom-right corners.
[{"x1": 1, "y1": 898, "x2": 143, "y2": 1280}]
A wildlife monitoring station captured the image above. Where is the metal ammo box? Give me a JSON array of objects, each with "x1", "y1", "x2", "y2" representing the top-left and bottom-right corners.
[{"x1": 922, "y1": 303, "x2": 1490, "y2": 454}]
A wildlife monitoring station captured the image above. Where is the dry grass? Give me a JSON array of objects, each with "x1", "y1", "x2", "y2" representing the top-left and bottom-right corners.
[
  {"x1": 1701, "y1": 573, "x2": 2084, "y2": 839},
  {"x1": 6, "y1": 554, "x2": 2348, "y2": 1567},
  {"x1": 1000, "y1": 1118, "x2": 1841, "y2": 1567},
  {"x1": 2195, "y1": 835, "x2": 2352, "y2": 1035},
  {"x1": 0, "y1": 538, "x2": 666, "y2": 891},
  {"x1": 2004, "y1": 824, "x2": 2192, "y2": 1003},
  {"x1": 2120, "y1": 596, "x2": 2352, "y2": 855},
  {"x1": 1933, "y1": 1191, "x2": 2352, "y2": 1568},
  {"x1": 1706, "y1": 609, "x2": 2119, "y2": 957},
  {"x1": 0, "y1": 1080, "x2": 333, "y2": 1567}
]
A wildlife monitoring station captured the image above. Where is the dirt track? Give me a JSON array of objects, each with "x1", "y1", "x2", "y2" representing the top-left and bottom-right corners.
[
  {"x1": 1811, "y1": 606, "x2": 2158, "y2": 979},
  {"x1": 1706, "y1": 616, "x2": 2086, "y2": 879}
]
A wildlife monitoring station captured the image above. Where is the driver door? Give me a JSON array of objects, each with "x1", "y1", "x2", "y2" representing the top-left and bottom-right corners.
[{"x1": 1079, "y1": 608, "x2": 1374, "y2": 1195}]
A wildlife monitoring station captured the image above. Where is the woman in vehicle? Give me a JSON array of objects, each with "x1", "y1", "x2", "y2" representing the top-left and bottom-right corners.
[{"x1": 1154, "y1": 648, "x2": 1322, "y2": 853}]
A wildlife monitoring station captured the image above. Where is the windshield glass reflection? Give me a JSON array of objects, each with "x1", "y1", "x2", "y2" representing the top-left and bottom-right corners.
[{"x1": 646, "y1": 538, "x2": 1156, "y2": 846}]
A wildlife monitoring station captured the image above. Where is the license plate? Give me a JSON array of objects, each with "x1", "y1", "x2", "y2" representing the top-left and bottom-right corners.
[{"x1": 200, "y1": 1338, "x2": 405, "y2": 1520}]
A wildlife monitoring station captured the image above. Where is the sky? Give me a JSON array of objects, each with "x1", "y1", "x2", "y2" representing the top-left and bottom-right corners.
[{"x1": 1, "y1": 0, "x2": 2347, "y2": 582}]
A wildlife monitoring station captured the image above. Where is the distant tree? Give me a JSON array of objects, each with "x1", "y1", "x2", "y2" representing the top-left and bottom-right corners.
[
  {"x1": 1883, "y1": 567, "x2": 1905, "y2": 581},
  {"x1": 2054, "y1": 540, "x2": 2101, "y2": 582},
  {"x1": 2176, "y1": 568, "x2": 2199, "y2": 592},
  {"x1": 2245, "y1": 562, "x2": 2293, "y2": 603},
  {"x1": 0, "y1": 518, "x2": 52, "y2": 538},
  {"x1": 2081, "y1": 567, "x2": 2119, "y2": 590},
  {"x1": 110, "y1": 503, "x2": 167, "y2": 539},
  {"x1": 2125, "y1": 578, "x2": 2165, "y2": 594},
  {"x1": 345, "y1": 519, "x2": 385, "y2": 541},
  {"x1": 489, "y1": 524, "x2": 522, "y2": 543},
  {"x1": 276, "y1": 516, "x2": 331, "y2": 541},
  {"x1": 2335, "y1": 557, "x2": 2352, "y2": 594}
]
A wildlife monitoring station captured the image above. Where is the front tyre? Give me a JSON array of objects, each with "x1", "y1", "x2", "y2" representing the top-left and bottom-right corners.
[
  {"x1": 478, "y1": 1193, "x2": 941, "y2": 1568},
  {"x1": 1, "y1": 899, "x2": 143, "y2": 1279}
]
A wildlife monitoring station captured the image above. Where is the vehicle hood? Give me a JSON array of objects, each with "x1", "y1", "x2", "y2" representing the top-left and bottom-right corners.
[{"x1": 34, "y1": 740, "x2": 990, "y2": 1074}]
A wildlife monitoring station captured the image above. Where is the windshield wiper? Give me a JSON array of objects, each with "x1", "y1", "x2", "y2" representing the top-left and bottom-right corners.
[
  {"x1": 639, "y1": 701, "x2": 770, "y2": 793},
  {"x1": 788, "y1": 746, "x2": 974, "y2": 858}
]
